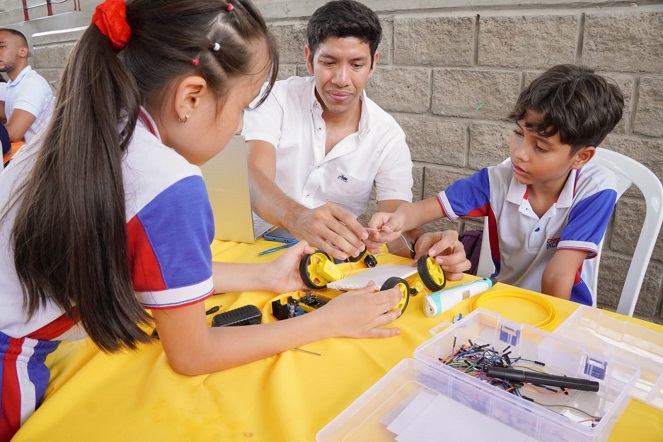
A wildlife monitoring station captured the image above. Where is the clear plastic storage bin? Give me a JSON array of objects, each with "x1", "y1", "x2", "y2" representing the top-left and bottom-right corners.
[
  {"x1": 318, "y1": 309, "x2": 640, "y2": 442},
  {"x1": 553, "y1": 306, "x2": 663, "y2": 411}
]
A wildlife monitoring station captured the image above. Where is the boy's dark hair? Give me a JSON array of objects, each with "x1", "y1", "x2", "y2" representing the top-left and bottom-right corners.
[
  {"x1": 9, "y1": 0, "x2": 278, "y2": 353},
  {"x1": 509, "y1": 64, "x2": 624, "y2": 153},
  {"x1": 307, "y1": 0, "x2": 381, "y2": 68}
]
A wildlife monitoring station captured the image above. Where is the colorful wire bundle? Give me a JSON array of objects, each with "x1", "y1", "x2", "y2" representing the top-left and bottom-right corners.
[
  {"x1": 440, "y1": 338, "x2": 533, "y2": 394},
  {"x1": 439, "y1": 337, "x2": 602, "y2": 425}
]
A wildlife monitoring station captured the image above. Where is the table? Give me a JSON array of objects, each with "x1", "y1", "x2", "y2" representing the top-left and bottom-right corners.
[{"x1": 13, "y1": 240, "x2": 663, "y2": 441}]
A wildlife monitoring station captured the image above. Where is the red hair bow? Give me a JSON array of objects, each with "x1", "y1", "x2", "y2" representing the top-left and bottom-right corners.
[{"x1": 91, "y1": 0, "x2": 131, "y2": 50}]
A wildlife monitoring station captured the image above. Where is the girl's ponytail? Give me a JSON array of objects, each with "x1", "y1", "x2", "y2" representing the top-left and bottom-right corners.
[
  {"x1": 11, "y1": 0, "x2": 279, "y2": 352},
  {"x1": 12, "y1": 4, "x2": 148, "y2": 352}
]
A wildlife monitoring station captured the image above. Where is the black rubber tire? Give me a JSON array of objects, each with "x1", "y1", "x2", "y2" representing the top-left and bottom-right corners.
[
  {"x1": 299, "y1": 250, "x2": 333, "y2": 289},
  {"x1": 381, "y1": 277, "x2": 410, "y2": 314},
  {"x1": 417, "y1": 255, "x2": 446, "y2": 291},
  {"x1": 347, "y1": 249, "x2": 368, "y2": 263}
]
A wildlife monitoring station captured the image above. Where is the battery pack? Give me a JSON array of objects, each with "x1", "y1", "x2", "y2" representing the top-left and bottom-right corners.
[{"x1": 211, "y1": 304, "x2": 262, "y2": 327}]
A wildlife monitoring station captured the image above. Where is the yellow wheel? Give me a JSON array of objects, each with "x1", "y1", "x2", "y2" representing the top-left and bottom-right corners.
[
  {"x1": 417, "y1": 256, "x2": 446, "y2": 291},
  {"x1": 381, "y1": 277, "x2": 410, "y2": 314},
  {"x1": 299, "y1": 251, "x2": 342, "y2": 289}
]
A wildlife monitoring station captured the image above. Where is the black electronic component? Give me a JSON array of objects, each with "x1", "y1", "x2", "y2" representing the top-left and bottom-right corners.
[
  {"x1": 363, "y1": 253, "x2": 377, "y2": 268},
  {"x1": 271, "y1": 300, "x2": 290, "y2": 320},
  {"x1": 271, "y1": 292, "x2": 329, "y2": 320},
  {"x1": 298, "y1": 292, "x2": 328, "y2": 309},
  {"x1": 211, "y1": 305, "x2": 262, "y2": 327}
]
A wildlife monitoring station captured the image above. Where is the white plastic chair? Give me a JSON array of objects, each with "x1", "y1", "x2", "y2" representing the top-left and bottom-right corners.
[{"x1": 475, "y1": 148, "x2": 663, "y2": 316}]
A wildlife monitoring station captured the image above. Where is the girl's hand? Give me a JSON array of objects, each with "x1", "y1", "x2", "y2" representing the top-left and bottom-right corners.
[
  {"x1": 264, "y1": 240, "x2": 316, "y2": 293},
  {"x1": 313, "y1": 282, "x2": 402, "y2": 339}
]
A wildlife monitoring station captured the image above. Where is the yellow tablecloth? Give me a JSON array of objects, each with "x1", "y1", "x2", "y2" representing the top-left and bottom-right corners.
[{"x1": 13, "y1": 240, "x2": 663, "y2": 441}]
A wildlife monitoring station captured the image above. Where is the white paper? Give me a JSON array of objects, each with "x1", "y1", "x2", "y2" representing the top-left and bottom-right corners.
[
  {"x1": 327, "y1": 265, "x2": 418, "y2": 290},
  {"x1": 383, "y1": 391, "x2": 535, "y2": 442},
  {"x1": 385, "y1": 389, "x2": 438, "y2": 435}
]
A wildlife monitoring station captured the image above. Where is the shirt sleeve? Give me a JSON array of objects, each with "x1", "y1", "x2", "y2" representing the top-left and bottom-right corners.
[
  {"x1": 374, "y1": 130, "x2": 413, "y2": 203},
  {"x1": 558, "y1": 188, "x2": 617, "y2": 258},
  {"x1": 12, "y1": 78, "x2": 49, "y2": 119},
  {"x1": 127, "y1": 175, "x2": 215, "y2": 309},
  {"x1": 438, "y1": 168, "x2": 492, "y2": 220},
  {"x1": 241, "y1": 82, "x2": 283, "y2": 148}
]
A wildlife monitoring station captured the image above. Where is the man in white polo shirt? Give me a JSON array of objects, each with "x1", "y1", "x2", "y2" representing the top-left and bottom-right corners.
[
  {"x1": 0, "y1": 28, "x2": 53, "y2": 159},
  {"x1": 243, "y1": 0, "x2": 468, "y2": 277}
]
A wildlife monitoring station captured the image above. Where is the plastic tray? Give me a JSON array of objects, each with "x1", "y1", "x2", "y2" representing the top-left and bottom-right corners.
[
  {"x1": 318, "y1": 309, "x2": 640, "y2": 442},
  {"x1": 553, "y1": 306, "x2": 663, "y2": 410}
]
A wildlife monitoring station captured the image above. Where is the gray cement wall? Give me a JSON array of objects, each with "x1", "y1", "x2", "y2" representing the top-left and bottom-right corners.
[
  {"x1": 0, "y1": 0, "x2": 98, "y2": 49},
  {"x1": 29, "y1": 1, "x2": 663, "y2": 323}
]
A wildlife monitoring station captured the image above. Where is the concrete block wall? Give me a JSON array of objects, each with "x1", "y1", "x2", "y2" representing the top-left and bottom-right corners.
[{"x1": 31, "y1": 1, "x2": 663, "y2": 323}]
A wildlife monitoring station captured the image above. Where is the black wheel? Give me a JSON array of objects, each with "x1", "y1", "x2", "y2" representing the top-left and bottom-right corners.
[
  {"x1": 417, "y1": 256, "x2": 446, "y2": 291},
  {"x1": 299, "y1": 250, "x2": 334, "y2": 289},
  {"x1": 347, "y1": 249, "x2": 366, "y2": 262},
  {"x1": 381, "y1": 277, "x2": 410, "y2": 314},
  {"x1": 347, "y1": 250, "x2": 377, "y2": 267}
]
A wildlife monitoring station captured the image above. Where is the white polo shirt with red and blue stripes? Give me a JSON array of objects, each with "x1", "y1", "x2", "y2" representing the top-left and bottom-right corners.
[
  {"x1": 0, "y1": 109, "x2": 214, "y2": 439},
  {"x1": 438, "y1": 160, "x2": 617, "y2": 306}
]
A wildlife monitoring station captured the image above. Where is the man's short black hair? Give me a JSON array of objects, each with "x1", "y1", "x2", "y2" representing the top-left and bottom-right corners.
[
  {"x1": 307, "y1": 0, "x2": 381, "y2": 68},
  {"x1": 509, "y1": 64, "x2": 624, "y2": 153},
  {"x1": 0, "y1": 28, "x2": 28, "y2": 49}
]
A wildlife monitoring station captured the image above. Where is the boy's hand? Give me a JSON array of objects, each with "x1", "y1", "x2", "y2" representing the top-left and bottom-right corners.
[
  {"x1": 412, "y1": 231, "x2": 470, "y2": 281},
  {"x1": 367, "y1": 212, "x2": 406, "y2": 244}
]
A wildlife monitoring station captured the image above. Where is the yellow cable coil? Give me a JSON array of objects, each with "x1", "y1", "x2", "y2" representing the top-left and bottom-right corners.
[{"x1": 468, "y1": 289, "x2": 559, "y2": 331}]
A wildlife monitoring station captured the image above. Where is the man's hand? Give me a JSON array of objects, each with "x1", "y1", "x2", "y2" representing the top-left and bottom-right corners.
[
  {"x1": 287, "y1": 203, "x2": 367, "y2": 261},
  {"x1": 412, "y1": 231, "x2": 470, "y2": 281}
]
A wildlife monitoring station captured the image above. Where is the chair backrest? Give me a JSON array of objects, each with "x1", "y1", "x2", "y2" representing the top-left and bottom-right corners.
[
  {"x1": 591, "y1": 148, "x2": 663, "y2": 316},
  {"x1": 476, "y1": 220, "x2": 493, "y2": 279},
  {"x1": 476, "y1": 158, "x2": 510, "y2": 280},
  {"x1": 475, "y1": 148, "x2": 663, "y2": 316}
]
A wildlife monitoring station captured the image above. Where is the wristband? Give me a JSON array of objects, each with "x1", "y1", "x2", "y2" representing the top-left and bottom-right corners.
[{"x1": 410, "y1": 235, "x2": 420, "y2": 259}]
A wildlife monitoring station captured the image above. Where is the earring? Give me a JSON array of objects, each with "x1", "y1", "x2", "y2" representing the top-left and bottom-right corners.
[{"x1": 177, "y1": 114, "x2": 190, "y2": 124}]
